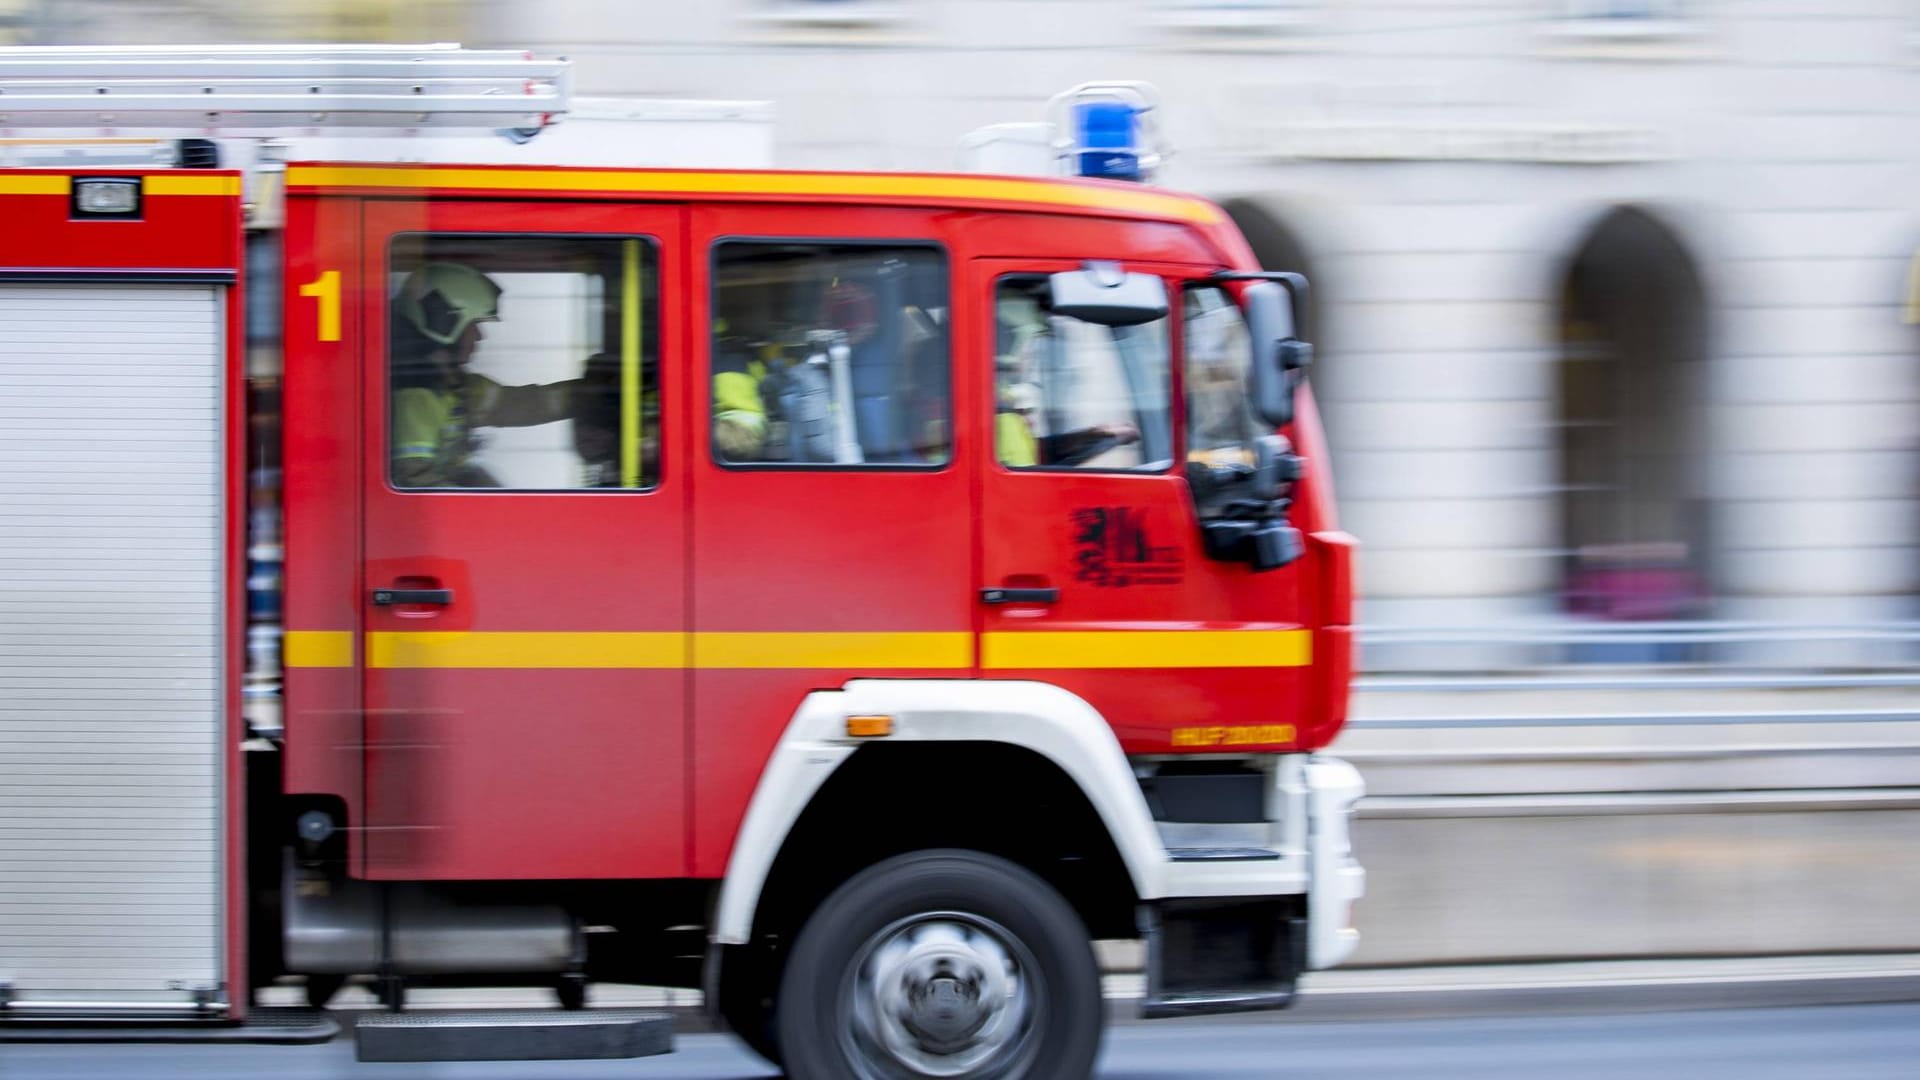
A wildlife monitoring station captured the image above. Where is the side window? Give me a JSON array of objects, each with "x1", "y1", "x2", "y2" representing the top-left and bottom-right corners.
[
  {"x1": 388, "y1": 234, "x2": 658, "y2": 491},
  {"x1": 1183, "y1": 285, "x2": 1263, "y2": 466},
  {"x1": 710, "y1": 242, "x2": 950, "y2": 467},
  {"x1": 993, "y1": 276, "x2": 1172, "y2": 471}
]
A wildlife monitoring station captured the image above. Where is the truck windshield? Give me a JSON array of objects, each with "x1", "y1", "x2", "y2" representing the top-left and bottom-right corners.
[{"x1": 1182, "y1": 285, "x2": 1263, "y2": 470}]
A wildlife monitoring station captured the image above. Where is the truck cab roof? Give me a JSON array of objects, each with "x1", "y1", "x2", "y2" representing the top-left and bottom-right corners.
[{"x1": 282, "y1": 162, "x2": 1228, "y2": 228}]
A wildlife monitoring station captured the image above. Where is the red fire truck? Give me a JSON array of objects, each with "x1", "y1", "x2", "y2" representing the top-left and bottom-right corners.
[{"x1": 0, "y1": 46, "x2": 1362, "y2": 1078}]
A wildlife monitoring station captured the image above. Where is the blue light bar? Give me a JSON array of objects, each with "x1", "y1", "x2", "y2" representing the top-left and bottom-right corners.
[
  {"x1": 1073, "y1": 100, "x2": 1143, "y2": 181},
  {"x1": 1046, "y1": 82, "x2": 1166, "y2": 182}
]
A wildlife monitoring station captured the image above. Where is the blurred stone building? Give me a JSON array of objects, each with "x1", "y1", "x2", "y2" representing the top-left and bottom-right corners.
[
  {"x1": 473, "y1": 0, "x2": 1920, "y2": 670},
  {"x1": 0, "y1": 0, "x2": 466, "y2": 43},
  {"x1": 14, "y1": 0, "x2": 1919, "y2": 669}
]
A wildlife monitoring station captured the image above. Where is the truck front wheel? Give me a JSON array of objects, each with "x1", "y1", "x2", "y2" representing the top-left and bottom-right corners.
[{"x1": 775, "y1": 849, "x2": 1103, "y2": 1080}]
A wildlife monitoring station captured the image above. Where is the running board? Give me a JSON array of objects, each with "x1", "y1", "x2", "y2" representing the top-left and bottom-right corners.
[
  {"x1": 1165, "y1": 846, "x2": 1283, "y2": 862},
  {"x1": 0, "y1": 1008, "x2": 337, "y2": 1045},
  {"x1": 354, "y1": 1009, "x2": 672, "y2": 1062}
]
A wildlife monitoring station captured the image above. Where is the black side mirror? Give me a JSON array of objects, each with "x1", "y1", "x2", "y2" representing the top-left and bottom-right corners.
[{"x1": 1240, "y1": 279, "x2": 1312, "y2": 428}]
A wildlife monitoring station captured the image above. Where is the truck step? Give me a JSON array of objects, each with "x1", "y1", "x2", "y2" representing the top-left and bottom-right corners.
[
  {"x1": 0, "y1": 1007, "x2": 338, "y2": 1045},
  {"x1": 353, "y1": 1008, "x2": 673, "y2": 1062},
  {"x1": 1165, "y1": 846, "x2": 1282, "y2": 861}
]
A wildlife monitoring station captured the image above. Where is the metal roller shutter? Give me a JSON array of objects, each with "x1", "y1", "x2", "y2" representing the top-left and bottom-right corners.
[{"x1": 0, "y1": 284, "x2": 225, "y2": 1009}]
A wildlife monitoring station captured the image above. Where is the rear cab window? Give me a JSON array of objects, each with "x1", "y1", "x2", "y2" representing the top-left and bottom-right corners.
[{"x1": 710, "y1": 241, "x2": 951, "y2": 468}]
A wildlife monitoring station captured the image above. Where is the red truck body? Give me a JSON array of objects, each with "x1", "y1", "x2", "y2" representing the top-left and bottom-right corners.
[{"x1": 0, "y1": 151, "x2": 1362, "y2": 1072}]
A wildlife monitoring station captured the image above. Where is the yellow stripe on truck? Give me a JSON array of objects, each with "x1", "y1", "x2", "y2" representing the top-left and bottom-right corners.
[
  {"x1": 289, "y1": 629, "x2": 1313, "y2": 671},
  {"x1": 0, "y1": 175, "x2": 241, "y2": 197},
  {"x1": 980, "y1": 629, "x2": 1311, "y2": 670},
  {"x1": 145, "y1": 174, "x2": 243, "y2": 197},
  {"x1": 283, "y1": 630, "x2": 354, "y2": 668},
  {"x1": 367, "y1": 631, "x2": 685, "y2": 670},
  {"x1": 282, "y1": 166, "x2": 1225, "y2": 226},
  {"x1": 691, "y1": 632, "x2": 971, "y2": 670},
  {"x1": 359, "y1": 631, "x2": 968, "y2": 670},
  {"x1": 0, "y1": 175, "x2": 70, "y2": 195}
]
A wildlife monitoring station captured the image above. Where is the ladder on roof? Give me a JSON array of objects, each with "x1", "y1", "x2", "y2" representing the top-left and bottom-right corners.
[{"x1": 0, "y1": 43, "x2": 570, "y2": 132}]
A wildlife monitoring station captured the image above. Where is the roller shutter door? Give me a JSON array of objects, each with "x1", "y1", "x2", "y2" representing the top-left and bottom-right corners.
[{"x1": 0, "y1": 284, "x2": 226, "y2": 1009}]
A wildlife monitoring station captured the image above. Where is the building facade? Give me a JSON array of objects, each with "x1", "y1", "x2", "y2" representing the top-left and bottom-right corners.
[
  {"x1": 19, "y1": 0, "x2": 1919, "y2": 670},
  {"x1": 470, "y1": 0, "x2": 1918, "y2": 670}
]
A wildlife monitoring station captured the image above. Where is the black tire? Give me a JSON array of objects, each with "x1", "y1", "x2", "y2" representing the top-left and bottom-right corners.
[
  {"x1": 716, "y1": 945, "x2": 785, "y2": 1070},
  {"x1": 775, "y1": 850, "x2": 1102, "y2": 1080}
]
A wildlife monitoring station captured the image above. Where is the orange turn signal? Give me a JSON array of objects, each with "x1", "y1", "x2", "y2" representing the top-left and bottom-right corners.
[{"x1": 846, "y1": 715, "x2": 893, "y2": 738}]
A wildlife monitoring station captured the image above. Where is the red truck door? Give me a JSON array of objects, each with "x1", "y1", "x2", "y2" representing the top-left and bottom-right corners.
[
  {"x1": 972, "y1": 257, "x2": 1315, "y2": 753},
  {"x1": 685, "y1": 206, "x2": 975, "y2": 875},
  {"x1": 357, "y1": 200, "x2": 688, "y2": 879}
]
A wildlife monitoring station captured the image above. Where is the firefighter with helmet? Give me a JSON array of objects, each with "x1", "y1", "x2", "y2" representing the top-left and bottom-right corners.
[{"x1": 390, "y1": 262, "x2": 594, "y2": 488}]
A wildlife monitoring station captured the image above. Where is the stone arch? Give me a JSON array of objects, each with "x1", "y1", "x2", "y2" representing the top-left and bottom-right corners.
[
  {"x1": 1219, "y1": 196, "x2": 1343, "y2": 451},
  {"x1": 1553, "y1": 204, "x2": 1713, "y2": 634},
  {"x1": 1220, "y1": 197, "x2": 1322, "y2": 340}
]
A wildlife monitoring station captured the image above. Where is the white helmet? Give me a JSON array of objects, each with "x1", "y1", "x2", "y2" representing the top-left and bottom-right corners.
[{"x1": 397, "y1": 262, "x2": 502, "y2": 346}]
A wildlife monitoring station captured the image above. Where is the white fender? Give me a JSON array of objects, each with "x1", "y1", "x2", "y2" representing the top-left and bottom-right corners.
[{"x1": 712, "y1": 679, "x2": 1166, "y2": 945}]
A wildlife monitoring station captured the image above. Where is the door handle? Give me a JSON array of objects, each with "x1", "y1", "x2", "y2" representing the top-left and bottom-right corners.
[
  {"x1": 372, "y1": 588, "x2": 454, "y2": 606},
  {"x1": 980, "y1": 587, "x2": 1059, "y2": 605}
]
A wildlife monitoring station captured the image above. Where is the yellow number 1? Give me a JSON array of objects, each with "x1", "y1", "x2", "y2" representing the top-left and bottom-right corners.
[{"x1": 299, "y1": 270, "x2": 341, "y2": 343}]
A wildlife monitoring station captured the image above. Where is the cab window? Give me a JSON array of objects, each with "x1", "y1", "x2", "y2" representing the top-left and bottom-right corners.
[
  {"x1": 993, "y1": 276, "x2": 1172, "y2": 472},
  {"x1": 710, "y1": 242, "x2": 950, "y2": 467},
  {"x1": 387, "y1": 234, "x2": 658, "y2": 491},
  {"x1": 1183, "y1": 284, "x2": 1263, "y2": 467}
]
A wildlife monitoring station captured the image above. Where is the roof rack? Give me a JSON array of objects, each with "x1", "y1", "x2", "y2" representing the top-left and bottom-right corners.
[{"x1": 0, "y1": 43, "x2": 570, "y2": 132}]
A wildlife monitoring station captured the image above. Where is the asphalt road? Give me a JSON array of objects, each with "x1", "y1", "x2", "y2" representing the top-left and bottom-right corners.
[{"x1": 5, "y1": 1002, "x2": 1918, "y2": 1080}]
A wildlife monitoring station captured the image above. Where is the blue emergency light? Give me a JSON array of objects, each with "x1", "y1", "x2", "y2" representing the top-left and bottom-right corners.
[
  {"x1": 1051, "y1": 82, "x2": 1164, "y2": 183},
  {"x1": 1073, "y1": 101, "x2": 1143, "y2": 181}
]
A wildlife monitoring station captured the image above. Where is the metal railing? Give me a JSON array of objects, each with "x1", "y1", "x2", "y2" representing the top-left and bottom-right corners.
[{"x1": 1356, "y1": 619, "x2": 1920, "y2": 689}]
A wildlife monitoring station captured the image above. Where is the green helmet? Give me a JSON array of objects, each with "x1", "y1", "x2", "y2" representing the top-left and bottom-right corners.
[{"x1": 397, "y1": 262, "x2": 502, "y2": 346}]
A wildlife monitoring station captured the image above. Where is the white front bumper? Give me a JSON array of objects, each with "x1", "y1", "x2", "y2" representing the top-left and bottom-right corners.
[
  {"x1": 1304, "y1": 756, "x2": 1366, "y2": 969},
  {"x1": 1141, "y1": 754, "x2": 1366, "y2": 969}
]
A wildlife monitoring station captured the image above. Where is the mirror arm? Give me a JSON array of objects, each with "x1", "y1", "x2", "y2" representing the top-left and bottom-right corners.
[{"x1": 1207, "y1": 269, "x2": 1309, "y2": 312}]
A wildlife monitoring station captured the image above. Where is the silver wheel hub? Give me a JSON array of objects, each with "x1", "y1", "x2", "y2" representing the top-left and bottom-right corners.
[{"x1": 845, "y1": 914, "x2": 1039, "y2": 1077}]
